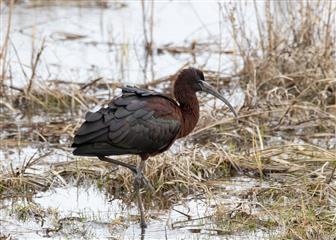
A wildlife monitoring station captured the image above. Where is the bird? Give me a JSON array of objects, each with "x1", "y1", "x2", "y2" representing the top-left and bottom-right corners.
[{"x1": 72, "y1": 67, "x2": 237, "y2": 228}]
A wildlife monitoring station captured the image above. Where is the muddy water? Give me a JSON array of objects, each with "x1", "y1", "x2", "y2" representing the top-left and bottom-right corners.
[
  {"x1": 2, "y1": 1, "x2": 262, "y2": 87},
  {"x1": 0, "y1": 158, "x2": 278, "y2": 240},
  {"x1": 0, "y1": 1, "x2": 278, "y2": 239},
  {"x1": 0, "y1": 176, "x2": 279, "y2": 240},
  {"x1": 0, "y1": 143, "x2": 279, "y2": 239}
]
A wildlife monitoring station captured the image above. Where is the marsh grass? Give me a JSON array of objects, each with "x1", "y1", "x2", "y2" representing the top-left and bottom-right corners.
[{"x1": 0, "y1": 0, "x2": 335, "y2": 239}]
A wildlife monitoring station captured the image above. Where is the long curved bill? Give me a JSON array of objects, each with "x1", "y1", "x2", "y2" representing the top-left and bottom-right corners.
[{"x1": 199, "y1": 80, "x2": 238, "y2": 117}]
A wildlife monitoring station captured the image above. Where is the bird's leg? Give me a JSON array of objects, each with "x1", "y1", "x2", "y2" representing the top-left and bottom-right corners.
[
  {"x1": 99, "y1": 156, "x2": 154, "y2": 228},
  {"x1": 98, "y1": 156, "x2": 137, "y2": 174},
  {"x1": 134, "y1": 160, "x2": 148, "y2": 228},
  {"x1": 98, "y1": 156, "x2": 153, "y2": 191},
  {"x1": 135, "y1": 160, "x2": 154, "y2": 192}
]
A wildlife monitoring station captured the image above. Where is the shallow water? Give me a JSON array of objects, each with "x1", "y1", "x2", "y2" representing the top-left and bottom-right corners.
[
  {"x1": 2, "y1": 1, "x2": 264, "y2": 88},
  {"x1": 0, "y1": 131, "x2": 283, "y2": 239},
  {"x1": 0, "y1": 1, "x2": 282, "y2": 239},
  {"x1": 0, "y1": 176, "x2": 279, "y2": 240}
]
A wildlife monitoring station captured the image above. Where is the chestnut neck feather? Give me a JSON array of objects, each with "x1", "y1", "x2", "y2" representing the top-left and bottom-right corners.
[{"x1": 174, "y1": 80, "x2": 200, "y2": 138}]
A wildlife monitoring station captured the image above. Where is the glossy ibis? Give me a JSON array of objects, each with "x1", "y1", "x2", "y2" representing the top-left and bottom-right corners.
[{"x1": 72, "y1": 68, "x2": 237, "y2": 228}]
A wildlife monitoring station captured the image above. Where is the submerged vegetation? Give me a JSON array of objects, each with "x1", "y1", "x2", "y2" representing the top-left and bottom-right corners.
[{"x1": 0, "y1": 0, "x2": 335, "y2": 239}]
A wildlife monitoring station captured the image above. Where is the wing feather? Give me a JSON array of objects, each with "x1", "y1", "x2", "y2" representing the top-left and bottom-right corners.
[
  {"x1": 108, "y1": 128, "x2": 124, "y2": 140},
  {"x1": 142, "y1": 111, "x2": 154, "y2": 120},
  {"x1": 85, "y1": 111, "x2": 102, "y2": 122},
  {"x1": 73, "y1": 127, "x2": 109, "y2": 145},
  {"x1": 115, "y1": 108, "x2": 132, "y2": 118},
  {"x1": 103, "y1": 111, "x2": 114, "y2": 123},
  {"x1": 72, "y1": 87, "x2": 181, "y2": 156},
  {"x1": 126, "y1": 101, "x2": 146, "y2": 111},
  {"x1": 113, "y1": 128, "x2": 130, "y2": 144}
]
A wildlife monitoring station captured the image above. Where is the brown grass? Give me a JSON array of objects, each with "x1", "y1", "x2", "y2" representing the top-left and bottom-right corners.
[{"x1": 0, "y1": 0, "x2": 335, "y2": 239}]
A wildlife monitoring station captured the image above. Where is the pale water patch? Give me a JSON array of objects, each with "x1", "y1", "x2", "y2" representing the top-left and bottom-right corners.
[
  {"x1": 0, "y1": 145, "x2": 71, "y2": 170},
  {"x1": 0, "y1": 185, "x2": 121, "y2": 239},
  {"x1": 0, "y1": 2, "x2": 286, "y2": 239},
  {"x1": 0, "y1": 176, "x2": 279, "y2": 240},
  {"x1": 2, "y1": 1, "x2": 263, "y2": 88}
]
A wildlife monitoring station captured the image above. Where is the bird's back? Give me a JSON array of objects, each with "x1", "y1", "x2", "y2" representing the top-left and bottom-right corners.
[{"x1": 72, "y1": 86, "x2": 181, "y2": 158}]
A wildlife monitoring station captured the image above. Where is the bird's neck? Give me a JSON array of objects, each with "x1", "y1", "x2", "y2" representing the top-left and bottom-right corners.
[{"x1": 175, "y1": 91, "x2": 200, "y2": 138}]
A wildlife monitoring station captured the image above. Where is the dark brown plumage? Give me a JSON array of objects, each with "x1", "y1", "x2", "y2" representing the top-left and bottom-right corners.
[
  {"x1": 72, "y1": 86, "x2": 181, "y2": 160},
  {"x1": 72, "y1": 67, "x2": 237, "y2": 228}
]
